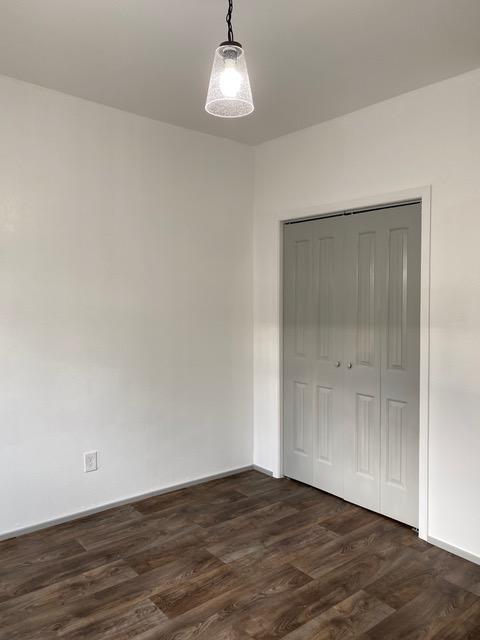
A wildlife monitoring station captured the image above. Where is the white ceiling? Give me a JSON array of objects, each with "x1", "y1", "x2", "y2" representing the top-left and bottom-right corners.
[{"x1": 1, "y1": 0, "x2": 480, "y2": 145}]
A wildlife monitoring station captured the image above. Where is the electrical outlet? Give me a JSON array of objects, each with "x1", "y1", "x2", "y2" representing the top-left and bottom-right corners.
[{"x1": 84, "y1": 451, "x2": 98, "y2": 473}]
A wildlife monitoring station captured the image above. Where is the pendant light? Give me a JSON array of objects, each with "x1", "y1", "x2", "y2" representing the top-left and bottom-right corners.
[{"x1": 205, "y1": 0, "x2": 254, "y2": 118}]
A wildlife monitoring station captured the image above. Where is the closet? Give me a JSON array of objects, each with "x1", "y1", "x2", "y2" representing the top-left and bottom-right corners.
[{"x1": 283, "y1": 202, "x2": 421, "y2": 527}]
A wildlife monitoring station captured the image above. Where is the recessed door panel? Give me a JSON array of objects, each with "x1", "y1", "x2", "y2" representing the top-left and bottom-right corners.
[
  {"x1": 387, "y1": 228, "x2": 408, "y2": 370},
  {"x1": 385, "y1": 399, "x2": 407, "y2": 488},
  {"x1": 315, "y1": 385, "x2": 332, "y2": 463},
  {"x1": 315, "y1": 236, "x2": 334, "y2": 361},
  {"x1": 356, "y1": 393, "x2": 376, "y2": 478},
  {"x1": 356, "y1": 232, "x2": 376, "y2": 367},
  {"x1": 293, "y1": 381, "x2": 308, "y2": 453},
  {"x1": 294, "y1": 240, "x2": 309, "y2": 357}
]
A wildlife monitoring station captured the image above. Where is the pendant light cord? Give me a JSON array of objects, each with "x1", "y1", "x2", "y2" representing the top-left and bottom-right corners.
[{"x1": 226, "y1": 0, "x2": 234, "y2": 42}]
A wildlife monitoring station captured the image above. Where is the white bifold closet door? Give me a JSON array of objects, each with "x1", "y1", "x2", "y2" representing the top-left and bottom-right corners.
[{"x1": 283, "y1": 202, "x2": 421, "y2": 527}]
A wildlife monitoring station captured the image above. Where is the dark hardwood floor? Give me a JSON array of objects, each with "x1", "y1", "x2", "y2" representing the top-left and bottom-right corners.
[{"x1": 1, "y1": 470, "x2": 480, "y2": 639}]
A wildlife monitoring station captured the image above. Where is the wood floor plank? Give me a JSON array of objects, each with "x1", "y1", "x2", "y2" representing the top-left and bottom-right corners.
[
  {"x1": 291, "y1": 518, "x2": 399, "y2": 579},
  {"x1": 273, "y1": 497, "x2": 354, "y2": 530},
  {"x1": 204, "y1": 503, "x2": 334, "y2": 565},
  {"x1": 279, "y1": 590, "x2": 395, "y2": 640},
  {"x1": 365, "y1": 577, "x2": 479, "y2": 640},
  {"x1": 333, "y1": 590, "x2": 395, "y2": 635},
  {"x1": 124, "y1": 527, "x2": 213, "y2": 573},
  {"x1": 319, "y1": 506, "x2": 387, "y2": 536},
  {"x1": 57, "y1": 598, "x2": 167, "y2": 640},
  {"x1": 206, "y1": 500, "x2": 299, "y2": 540},
  {"x1": 0, "y1": 561, "x2": 139, "y2": 640},
  {"x1": 429, "y1": 598, "x2": 480, "y2": 639},
  {"x1": 217, "y1": 475, "x2": 274, "y2": 498},
  {"x1": 0, "y1": 539, "x2": 86, "y2": 574},
  {"x1": 213, "y1": 521, "x2": 339, "y2": 575},
  {"x1": 190, "y1": 493, "x2": 276, "y2": 528},
  {"x1": 127, "y1": 547, "x2": 225, "y2": 590},
  {"x1": 2, "y1": 471, "x2": 480, "y2": 640},
  {"x1": 421, "y1": 546, "x2": 480, "y2": 593},
  {"x1": 366, "y1": 547, "x2": 442, "y2": 609},
  {"x1": 36, "y1": 566, "x2": 195, "y2": 637},
  {"x1": 77, "y1": 512, "x2": 181, "y2": 551},
  {"x1": 151, "y1": 564, "x2": 243, "y2": 618},
  {"x1": 1, "y1": 505, "x2": 143, "y2": 550},
  {"x1": 131, "y1": 564, "x2": 312, "y2": 640},
  {"x1": 281, "y1": 486, "x2": 346, "y2": 511},
  {"x1": 0, "y1": 546, "x2": 126, "y2": 603},
  {"x1": 241, "y1": 544, "x2": 412, "y2": 639},
  {"x1": 135, "y1": 485, "x2": 246, "y2": 517}
]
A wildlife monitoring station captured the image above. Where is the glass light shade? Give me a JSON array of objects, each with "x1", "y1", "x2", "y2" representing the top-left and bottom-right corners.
[{"x1": 205, "y1": 43, "x2": 254, "y2": 118}]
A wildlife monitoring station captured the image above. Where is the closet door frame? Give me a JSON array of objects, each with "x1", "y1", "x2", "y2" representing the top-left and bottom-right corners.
[{"x1": 279, "y1": 186, "x2": 431, "y2": 540}]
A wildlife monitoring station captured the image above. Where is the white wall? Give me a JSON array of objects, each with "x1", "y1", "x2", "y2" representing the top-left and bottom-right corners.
[
  {"x1": 0, "y1": 75, "x2": 253, "y2": 537},
  {"x1": 253, "y1": 69, "x2": 480, "y2": 559}
]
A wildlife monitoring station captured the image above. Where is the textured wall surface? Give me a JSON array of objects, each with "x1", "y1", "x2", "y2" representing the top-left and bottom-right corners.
[{"x1": 0, "y1": 75, "x2": 253, "y2": 536}]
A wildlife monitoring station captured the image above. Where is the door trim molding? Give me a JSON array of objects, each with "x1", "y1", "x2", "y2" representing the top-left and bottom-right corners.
[{"x1": 278, "y1": 186, "x2": 431, "y2": 541}]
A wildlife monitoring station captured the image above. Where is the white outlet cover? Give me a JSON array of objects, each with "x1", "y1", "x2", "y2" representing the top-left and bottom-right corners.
[{"x1": 84, "y1": 450, "x2": 98, "y2": 473}]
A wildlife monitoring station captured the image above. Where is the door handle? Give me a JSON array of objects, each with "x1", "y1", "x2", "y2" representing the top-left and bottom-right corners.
[
  {"x1": 346, "y1": 362, "x2": 353, "y2": 369},
  {"x1": 335, "y1": 361, "x2": 341, "y2": 368}
]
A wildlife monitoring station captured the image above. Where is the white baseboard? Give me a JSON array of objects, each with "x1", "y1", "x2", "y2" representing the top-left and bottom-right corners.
[
  {"x1": 427, "y1": 535, "x2": 480, "y2": 566},
  {"x1": 252, "y1": 464, "x2": 273, "y2": 477},
  {"x1": 0, "y1": 464, "x2": 254, "y2": 542}
]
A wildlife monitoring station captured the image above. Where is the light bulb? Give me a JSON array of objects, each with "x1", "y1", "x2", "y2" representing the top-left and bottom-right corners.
[{"x1": 219, "y1": 61, "x2": 242, "y2": 98}]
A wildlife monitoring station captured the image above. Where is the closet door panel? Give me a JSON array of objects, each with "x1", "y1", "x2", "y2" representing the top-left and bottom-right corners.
[
  {"x1": 283, "y1": 222, "x2": 314, "y2": 484},
  {"x1": 311, "y1": 217, "x2": 345, "y2": 497},
  {"x1": 380, "y1": 204, "x2": 421, "y2": 527},
  {"x1": 343, "y1": 213, "x2": 383, "y2": 512}
]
